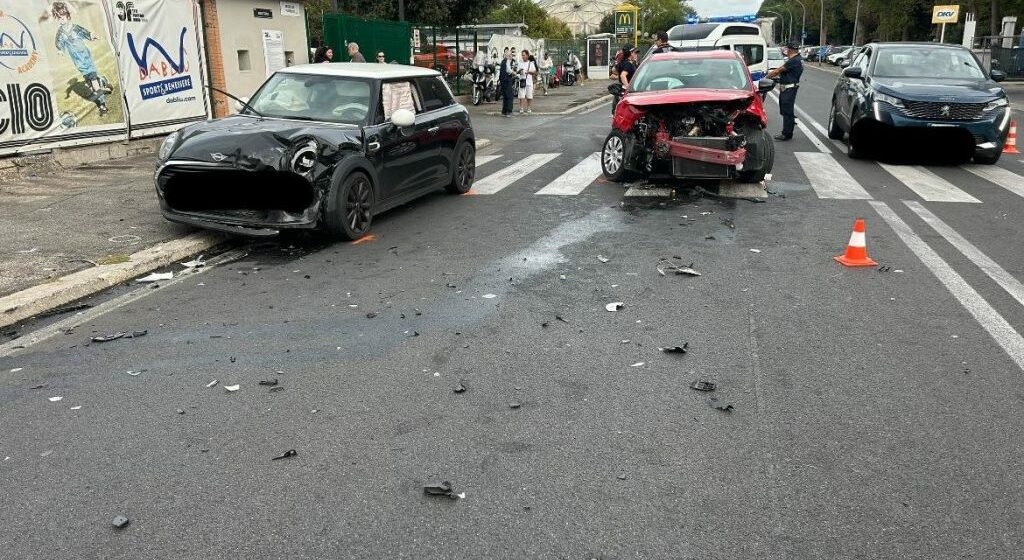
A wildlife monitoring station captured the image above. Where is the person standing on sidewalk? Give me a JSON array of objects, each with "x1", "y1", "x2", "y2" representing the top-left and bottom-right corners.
[
  {"x1": 538, "y1": 52, "x2": 553, "y2": 95},
  {"x1": 347, "y1": 42, "x2": 366, "y2": 63},
  {"x1": 499, "y1": 49, "x2": 516, "y2": 117},
  {"x1": 766, "y1": 41, "x2": 803, "y2": 141},
  {"x1": 612, "y1": 46, "x2": 637, "y2": 114},
  {"x1": 518, "y1": 50, "x2": 537, "y2": 114}
]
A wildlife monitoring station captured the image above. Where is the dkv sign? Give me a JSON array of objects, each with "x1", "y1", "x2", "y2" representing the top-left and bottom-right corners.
[{"x1": 932, "y1": 5, "x2": 960, "y2": 24}]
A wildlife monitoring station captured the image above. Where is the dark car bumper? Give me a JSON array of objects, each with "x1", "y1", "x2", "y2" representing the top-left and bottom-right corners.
[
  {"x1": 871, "y1": 103, "x2": 1011, "y2": 154},
  {"x1": 155, "y1": 161, "x2": 325, "y2": 237}
]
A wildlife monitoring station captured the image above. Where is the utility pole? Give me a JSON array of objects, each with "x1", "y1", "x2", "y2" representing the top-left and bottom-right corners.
[
  {"x1": 853, "y1": 0, "x2": 862, "y2": 44},
  {"x1": 398, "y1": 0, "x2": 405, "y2": 21},
  {"x1": 819, "y1": 0, "x2": 826, "y2": 45}
]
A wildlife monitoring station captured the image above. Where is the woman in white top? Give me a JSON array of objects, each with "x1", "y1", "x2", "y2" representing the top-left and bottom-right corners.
[
  {"x1": 538, "y1": 52, "x2": 552, "y2": 96},
  {"x1": 517, "y1": 50, "x2": 536, "y2": 114}
]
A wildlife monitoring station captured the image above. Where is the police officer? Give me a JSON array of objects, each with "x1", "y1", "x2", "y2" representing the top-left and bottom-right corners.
[
  {"x1": 499, "y1": 48, "x2": 516, "y2": 117},
  {"x1": 766, "y1": 41, "x2": 803, "y2": 141}
]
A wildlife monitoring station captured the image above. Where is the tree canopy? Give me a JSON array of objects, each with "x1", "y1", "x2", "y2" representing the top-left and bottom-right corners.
[{"x1": 485, "y1": 0, "x2": 574, "y2": 39}]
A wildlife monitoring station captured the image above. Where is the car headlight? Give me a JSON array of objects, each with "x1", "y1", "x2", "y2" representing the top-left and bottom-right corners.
[
  {"x1": 875, "y1": 93, "x2": 905, "y2": 108},
  {"x1": 159, "y1": 131, "x2": 181, "y2": 161},
  {"x1": 983, "y1": 97, "x2": 1008, "y2": 112}
]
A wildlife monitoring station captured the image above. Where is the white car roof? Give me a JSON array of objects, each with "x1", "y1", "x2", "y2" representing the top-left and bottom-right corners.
[{"x1": 278, "y1": 63, "x2": 441, "y2": 80}]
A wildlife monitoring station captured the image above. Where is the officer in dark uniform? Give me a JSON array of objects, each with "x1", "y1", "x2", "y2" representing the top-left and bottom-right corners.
[
  {"x1": 498, "y1": 49, "x2": 516, "y2": 117},
  {"x1": 766, "y1": 41, "x2": 803, "y2": 141}
]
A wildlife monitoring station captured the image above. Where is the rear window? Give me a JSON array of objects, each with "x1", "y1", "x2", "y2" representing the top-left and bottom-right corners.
[
  {"x1": 733, "y1": 44, "x2": 765, "y2": 65},
  {"x1": 723, "y1": 26, "x2": 760, "y2": 36},
  {"x1": 668, "y1": 24, "x2": 717, "y2": 41}
]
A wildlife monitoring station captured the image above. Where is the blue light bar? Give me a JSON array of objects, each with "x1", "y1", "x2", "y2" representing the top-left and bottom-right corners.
[{"x1": 687, "y1": 14, "x2": 759, "y2": 24}]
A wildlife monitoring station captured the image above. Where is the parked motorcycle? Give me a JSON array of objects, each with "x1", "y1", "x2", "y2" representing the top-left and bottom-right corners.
[
  {"x1": 470, "y1": 62, "x2": 496, "y2": 105},
  {"x1": 562, "y1": 55, "x2": 580, "y2": 86}
]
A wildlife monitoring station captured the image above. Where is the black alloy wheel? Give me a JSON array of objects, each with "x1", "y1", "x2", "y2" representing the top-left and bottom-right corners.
[
  {"x1": 446, "y1": 142, "x2": 476, "y2": 194},
  {"x1": 326, "y1": 172, "x2": 374, "y2": 240}
]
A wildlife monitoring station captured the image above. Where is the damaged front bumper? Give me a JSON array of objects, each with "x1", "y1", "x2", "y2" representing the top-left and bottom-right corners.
[
  {"x1": 155, "y1": 160, "x2": 327, "y2": 237},
  {"x1": 646, "y1": 132, "x2": 747, "y2": 179}
]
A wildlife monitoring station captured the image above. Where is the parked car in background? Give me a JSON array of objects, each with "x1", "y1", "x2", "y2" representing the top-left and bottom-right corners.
[
  {"x1": 414, "y1": 45, "x2": 463, "y2": 77},
  {"x1": 767, "y1": 46, "x2": 785, "y2": 70},
  {"x1": 827, "y1": 46, "x2": 854, "y2": 65},
  {"x1": 828, "y1": 42, "x2": 1009, "y2": 163},
  {"x1": 156, "y1": 64, "x2": 477, "y2": 239}
]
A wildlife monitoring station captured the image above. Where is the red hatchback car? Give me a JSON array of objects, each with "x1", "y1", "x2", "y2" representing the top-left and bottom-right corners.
[{"x1": 602, "y1": 50, "x2": 777, "y2": 183}]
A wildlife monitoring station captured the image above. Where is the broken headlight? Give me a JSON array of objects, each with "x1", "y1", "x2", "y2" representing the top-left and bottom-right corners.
[
  {"x1": 290, "y1": 140, "x2": 318, "y2": 175},
  {"x1": 159, "y1": 131, "x2": 181, "y2": 162}
]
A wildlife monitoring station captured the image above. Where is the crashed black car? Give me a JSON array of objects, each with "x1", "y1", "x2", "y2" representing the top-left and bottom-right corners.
[{"x1": 156, "y1": 65, "x2": 476, "y2": 238}]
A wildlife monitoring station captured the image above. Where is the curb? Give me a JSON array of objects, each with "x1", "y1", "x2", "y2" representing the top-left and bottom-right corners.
[
  {"x1": 0, "y1": 232, "x2": 225, "y2": 329},
  {"x1": 562, "y1": 94, "x2": 613, "y2": 115}
]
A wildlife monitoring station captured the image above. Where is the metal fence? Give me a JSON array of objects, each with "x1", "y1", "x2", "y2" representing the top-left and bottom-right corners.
[{"x1": 973, "y1": 35, "x2": 1024, "y2": 80}]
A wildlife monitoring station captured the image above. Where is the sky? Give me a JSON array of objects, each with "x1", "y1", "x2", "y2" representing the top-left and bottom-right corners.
[{"x1": 687, "y1": 0, "x2": 763, "y2": 18}]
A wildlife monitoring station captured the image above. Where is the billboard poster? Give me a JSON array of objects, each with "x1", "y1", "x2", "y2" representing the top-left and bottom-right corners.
[
  {"x1": 0, "y1": 0, "x2": 127, "y2": 156},
  {"x1": 109, "y1": 0, "x2": 208, "y2": 137},
  {"x1": 587, "y1": 38, "x2": 610, "y2": 79}
]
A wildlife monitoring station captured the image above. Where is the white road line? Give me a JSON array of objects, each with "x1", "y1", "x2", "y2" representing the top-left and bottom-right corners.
[
  {"x1": 904, "y1": 200, "x2": 1024, "y2": 309},
  {"x1": 475, "y1": 155, "x2": 501, "y2": 167},
  {"x1": 535, "y1": 153, "x2": 603, "y2": 195},
  {"x1": 795, "y1": 152, "x2": 873, "y2": 199},
  {"x1": 472, "y1": 153, "x2": 560, "y2": 195},
  {"x1": 878, "y1": 163, "x2": 981, "y2": 203},
  {"x1": 768, "y1": 92, "x2": 832, "y2": 154},
  {"x1": 870, "y1": 201, "x2": 1024, "y2": 372},
  {"x1": 962, "y1": 164, "x2": 1024, "y2": 199}
]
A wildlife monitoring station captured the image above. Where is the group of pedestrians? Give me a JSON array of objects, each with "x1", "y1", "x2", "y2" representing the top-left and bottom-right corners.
[
  {"x1": 314, "y1": 43, "x2": 380, "y2": 63},
  {"x1": 498, "y1": 48, "x2": 547, "y2": 117}
]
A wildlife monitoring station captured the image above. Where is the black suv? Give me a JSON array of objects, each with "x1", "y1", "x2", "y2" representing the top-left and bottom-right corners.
[{"x1": 828, "y1": 42, "x2": 1009, "y2": 163}]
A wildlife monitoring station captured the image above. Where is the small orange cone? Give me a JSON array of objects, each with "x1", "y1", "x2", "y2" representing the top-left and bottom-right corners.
[
  {"x1": 1004, "y1": 120, "x2": 1020, "y2": 155},
  {"x1": 834, "y1": 219, "x2": 878, "y2": 267}
]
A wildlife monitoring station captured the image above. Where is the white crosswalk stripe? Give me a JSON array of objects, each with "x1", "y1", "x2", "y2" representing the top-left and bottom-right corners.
[
  {"x1": 795, "y1": 152, "x2": 873, "y2": 199},
  {"x1": 962, "y1": 164, "x2": 1024, "y2": 199},
  {"x1": 475, "y1": 155, "x2": 501, "y2": 167},
  {"x1": 535, "y1": 153, "x2": 603, "y2": 195},
  {"x1": 878, "y1": 163, "x2": 980, "y2": 203},
  {"x1": 473, "y1": 153, "x2": 560, "y2": 195}
]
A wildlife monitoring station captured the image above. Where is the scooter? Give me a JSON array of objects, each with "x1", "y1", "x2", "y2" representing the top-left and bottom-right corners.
[
  {"x1": 471, "y1": 62, "x2": 496, "y2": 105},
  {"x1": 562, "y1": 58, "x2": 579, "y2": 86}
]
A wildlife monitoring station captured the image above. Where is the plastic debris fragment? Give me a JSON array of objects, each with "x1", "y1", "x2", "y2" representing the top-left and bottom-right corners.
[
  {"x1": 690, "y1": 380, "x2": 716, "y2": 392},
  {"x1": 271, "y1": 449, "x2": 298, "y2": 461},
  {"x1": 605, "y1": 302, "x2": 624, "y2": 312},
  {"x1": 224, "y1": 384, "x2": 240, "y2": 392},
  {"x1": 136, "y1": 272, "x2": 173, "y2": 283}
]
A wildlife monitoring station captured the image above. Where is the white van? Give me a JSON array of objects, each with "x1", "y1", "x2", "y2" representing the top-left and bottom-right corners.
[{"x1": 666, "y1": 23, "x2": 769, "y2": 81}]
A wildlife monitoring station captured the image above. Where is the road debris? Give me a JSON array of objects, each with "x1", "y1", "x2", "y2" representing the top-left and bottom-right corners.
[
  {"x1": 91, "y1": 330, "x2": 147, "y2": 343},
  {"x1": 657, "y1": 259, "x2": 701, "y2": 277},
  {"x1": 70, "y1": 406, "x2": 82, "y2": 410},
  {"x1": 9, "y1": 367, "x2": 23, "y2": 373},
  {"x1": 112, "y1": 515, "x2": 130, "y2": 529},
  {"x1": 605, "y1": 302, "x2": 624, "y2": 312},
  {"x1": 176, "y1": 409, "x2": 185, "y2": 415},
  {"x1": 749, "y1": 249, "x2": 761, "y2": 253},
  {"x1": 423, "y1": 481, "x2": 458, "y2": 499},
  {"x1": 37, "y1": 303, "x2": 91, "y2": 319},
  {"x1": 482, "y1": 294, "x2": 497, "y2": 299},
  {"x1": 453, "y1": 382, "x2": 467, "y2": 394},
  {"x1": 597, "y1": 255, "x2": 610, "y2": 263},
  {"x1": 258, "y1": 379, "x2": 278, "y2": 386},
  {"x1": 710, "y1": 398, "x2": 734, "y2": 411},
  {"x1": 630, "y1": 362, "x2": 645, "y2": 367},
  {"x1": 136, "y1": 272, "x2": 173, "y2": 283},
  {"x1": 48, "y1": 396, "x2": 63, "y2": 402},
  {"x1": 181, "y1": 256, "x2": 206, "y2": 269},
  {"x1": 617, "y1": 474, "x2": 627, "y2": 480},
  {"x1": 269, "y1": 386, "x2": 285, "y2": 392},
  {"x1": 271, "y1": 449, "x2": 298, "y2": 461},
  {"x1": 206, "y1": 380, "x2": 218, "y2": 388},
  {"x1": 690, "y1": 380, "x2": 716, "y2": 392},
  {"x1": 126, "y1": 370, "x2": 144, "y2": 376},
  {"x1": 366, "y1": 312, "x2": 378, "y2": 319},
  {"x1": 224, "y1": 384, "x2": 240, "y2": 392},
  {"x1": 660, "y1": 344, "x2": 689, "y2": 354},
  {"x1": 509, "y1": 401, "x2": 522, "y2": 409}
]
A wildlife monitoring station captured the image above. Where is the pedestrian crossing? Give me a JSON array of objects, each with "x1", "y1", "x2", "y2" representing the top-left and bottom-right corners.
[{"x1": 471, "y1": 148, "x2": 1024, "y2": 203}]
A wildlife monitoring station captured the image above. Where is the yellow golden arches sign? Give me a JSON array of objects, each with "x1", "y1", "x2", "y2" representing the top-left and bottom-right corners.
[{"x1": 614, "y1": 3, "x2": 638, "y2": 46}]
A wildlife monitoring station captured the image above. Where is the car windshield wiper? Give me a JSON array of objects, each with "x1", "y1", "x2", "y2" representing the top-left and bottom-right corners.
[{"x1": 206, "y1": 85, "x2": 265, "y2": 118}]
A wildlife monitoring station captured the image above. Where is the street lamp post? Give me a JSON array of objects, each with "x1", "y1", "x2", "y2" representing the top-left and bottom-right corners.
[
  {"x1": 852, "y1": 0, "x2": 862, "y2": 45},
  {"x1": 763, "y1": 10, "x2": 786, "y2": 44},
  {"x1": 819, "y1": 0, "x2": 826, "y2": 46},
  {"x1": 791, "y1": 0, "x2": 806, "y2": 45}
]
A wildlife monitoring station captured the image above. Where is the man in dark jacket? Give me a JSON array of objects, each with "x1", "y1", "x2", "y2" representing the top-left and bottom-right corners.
[
  {"x1": 499, "y1": 49, "x2": 515, "y2": 117},
  {"x1": 766, "y1": 41, "x2": 804, "y2": 141}
]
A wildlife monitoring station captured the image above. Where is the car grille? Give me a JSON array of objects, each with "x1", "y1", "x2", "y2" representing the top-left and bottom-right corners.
[{"x1": 899, "y1": 101, "x2": 984, "y2": 121}]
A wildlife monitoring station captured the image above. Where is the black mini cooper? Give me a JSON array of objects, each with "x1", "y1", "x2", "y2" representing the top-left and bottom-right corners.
[
  {"x1": 155, "y1": 64, "x2": 476, "y2": 238},
  {"x1": 828, "y1": 43, "x2": 1009, "y2": 163}
]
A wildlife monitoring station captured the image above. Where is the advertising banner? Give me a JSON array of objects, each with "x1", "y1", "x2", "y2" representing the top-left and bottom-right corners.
[
  {"x1": 0, "y1": 0, "x2": 128, "y2": 156},
  {"x1": 587, "y1": 37, "x2": 610, "y2": 79},
  {"x1": 109, "y1": 0, "x2": 208, "y2": 137}
]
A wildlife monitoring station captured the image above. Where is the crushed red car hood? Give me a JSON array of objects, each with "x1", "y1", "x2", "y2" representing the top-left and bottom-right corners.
[{"x1": 623, "y1": 89, "x2": 754, "y2": 106}]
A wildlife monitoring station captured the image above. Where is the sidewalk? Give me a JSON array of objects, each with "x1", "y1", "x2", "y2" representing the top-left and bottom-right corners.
[{"x1": 464, "y1": 77, "x2": 610, "y2": 116}]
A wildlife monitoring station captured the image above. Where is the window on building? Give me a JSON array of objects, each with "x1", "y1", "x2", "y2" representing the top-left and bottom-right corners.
[{"x1": 238, "y1": 50, "x2": 251, "y2": 71}]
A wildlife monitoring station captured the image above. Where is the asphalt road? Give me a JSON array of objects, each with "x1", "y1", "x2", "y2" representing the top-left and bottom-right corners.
[{"x1": 3, "y1": 69, "x2": 1024, "y2": 559}]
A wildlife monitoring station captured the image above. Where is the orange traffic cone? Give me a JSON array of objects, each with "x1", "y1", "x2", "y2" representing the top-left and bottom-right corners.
[
  {"x1": 834, "y1": 219, "x2": 878, "y2": 267},
  {"x1": 1004, "y1": 120, "x2": 1019, "y2": 155}
]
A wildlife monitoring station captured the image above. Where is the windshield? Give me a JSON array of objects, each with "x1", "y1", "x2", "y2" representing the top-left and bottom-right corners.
[
  {"x1": 246, "y1": 73, "x2": 373, "y2": 124},
  {"x1": 873, "y1": 47, "x2": 986, "y2": 79},
  {"x1": 767, "y1": 48, "x2": 784, "y2": 60},
  {"x1": 630, "y1": 58, "x2": 749, "y2": 92}
]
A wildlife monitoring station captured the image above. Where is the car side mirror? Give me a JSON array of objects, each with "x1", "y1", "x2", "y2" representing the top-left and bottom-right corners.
[
  {"x1": 233, "y1": 96, "x2": 250, "y2": 112},
  {"x1": 757, "y1": 78, "x2": 776, "y2": 93},
  {"x1": 842, "y1": 66, "x2": 863, "y2": 79},
  {"x1": 840, "y1": 59, "x2": 852, "y2": 68},
  {"x1": 990, "y1": 69, "x2": 1006, "y2": 82},
  {"x1": 391, "y1": 108, "x2": 415, "y2": 128},
  {"x1": 607, "y1": 83, "x2": 624, "y2": 97}
]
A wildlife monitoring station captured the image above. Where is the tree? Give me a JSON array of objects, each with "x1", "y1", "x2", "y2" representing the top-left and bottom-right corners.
[
  {"x1": 305, "y1": 0, "x2": 493, "y2": 45},
  {"x1": 485, "y1": 0, "x2": 573, "y2": 39}
]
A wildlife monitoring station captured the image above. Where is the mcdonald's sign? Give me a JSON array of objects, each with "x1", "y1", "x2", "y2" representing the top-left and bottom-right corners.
[{"x1": 614, "y1": 3, "x2": 638, "y2": 43}]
